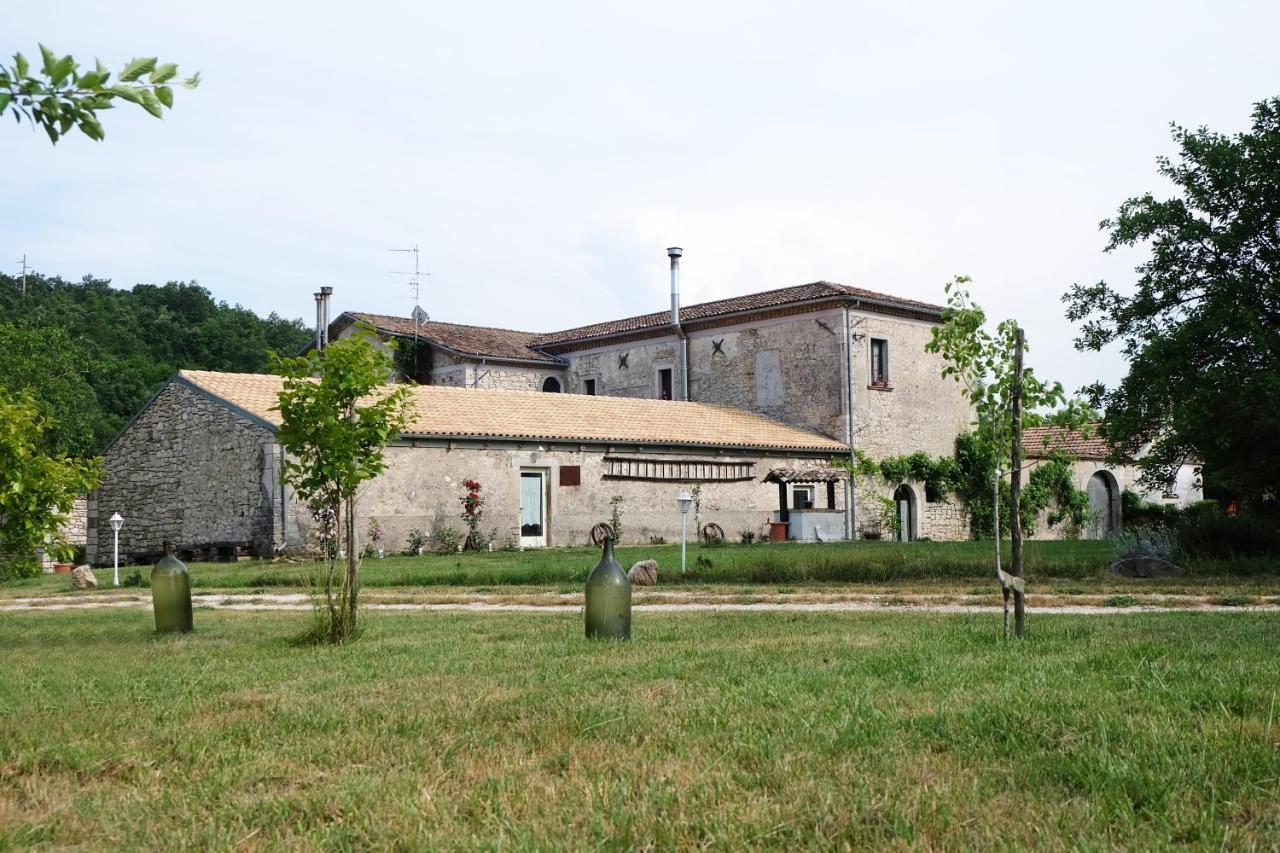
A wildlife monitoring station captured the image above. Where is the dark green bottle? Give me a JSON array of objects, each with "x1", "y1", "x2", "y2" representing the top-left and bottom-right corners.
[
  {"x1": 151, "y1": 541, "x2": 193, "y2": 634},
  {"x1": 585, "y1": 537, "x2": 631, "y2": 640}
]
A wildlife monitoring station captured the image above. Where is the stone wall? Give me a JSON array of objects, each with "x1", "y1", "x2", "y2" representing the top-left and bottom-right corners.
[
  {"x1": 427, "y1": 349, "x2": 567, "y2": 392},
  {"x1": 87, "y1": 381, "x2": 279, "y2": 564},
  {"x1": 287, "y1": 442, "x2": 849, "y2": 552},
  {"x1": 561, "y1": 306, "x2": 972, "y2": 460}
]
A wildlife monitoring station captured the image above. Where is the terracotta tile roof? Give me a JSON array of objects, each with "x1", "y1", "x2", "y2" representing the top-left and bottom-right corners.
[
  {"x1": 177, "y1": 370, "x2": 849, "y2": 454},
  {"x1": 333, "y1": 281, "x2": 944, "y2": 361},
  {"x1": 1023, "y1": 425, "x2": 1110, "y2": 460},
  {"x1": 531, "y1": 282, "x2": 945, "y2": 347},
  {"x1": 341, "y1": 313, "x2": 562, "y2": 364}
]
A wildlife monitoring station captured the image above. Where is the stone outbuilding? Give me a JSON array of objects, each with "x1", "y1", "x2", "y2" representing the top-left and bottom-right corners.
[
  {"x1": 1023, "y1": 425, "x2": 1204, "y2": 539},
  {"x1": 87, "y1": 370, "x2": 853, "y2": 564}
]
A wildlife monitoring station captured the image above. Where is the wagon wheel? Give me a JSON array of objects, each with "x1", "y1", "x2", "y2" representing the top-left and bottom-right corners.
[
  {"x1": 590, "y1": 522, "x2": 615, "y2": 546},
  {"x1": 701, "y1": 522, "x2": 725, "y2": 544}
]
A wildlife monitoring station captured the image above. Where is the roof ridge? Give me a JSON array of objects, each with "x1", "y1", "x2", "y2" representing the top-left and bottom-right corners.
[{"x1": 349, "y1": 311, "x2": 542, "y2": 337}]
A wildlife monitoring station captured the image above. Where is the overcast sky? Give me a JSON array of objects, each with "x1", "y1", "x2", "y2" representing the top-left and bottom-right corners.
[{"x1": 5, "y1": 1, "x2": 1277, "y2": 395}]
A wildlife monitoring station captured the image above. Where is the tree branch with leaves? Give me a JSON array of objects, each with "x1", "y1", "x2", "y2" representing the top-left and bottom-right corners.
[
  {"x1": 1, "y1": 45, "x2": 199, "y2": 143},
  {"x1": 0, "y1": 388, "x2": 101, "y2": 580}
]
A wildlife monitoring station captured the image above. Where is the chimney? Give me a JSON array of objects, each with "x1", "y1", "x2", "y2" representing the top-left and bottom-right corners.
[
  {"x1": 313, "y1": 292, "x2": 324, "y2": 352},
  {"x1": 667, "y1": 247, "x2": 688, "y2": 401},
  {"x1": 320, "y1": 286, "x2": 334, "y2": 349},
  {"x1": 667, "y1": 247, "x2": 682, "y2": 326}
]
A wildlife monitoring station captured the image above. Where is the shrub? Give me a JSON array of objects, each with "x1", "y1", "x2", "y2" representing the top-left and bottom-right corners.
[
  {"x1": 432, "y1": 523, "x2": 461, "y2": 554},
  {"x1": 459, "y1": 479, "x2": 485, "y2": 550},
  {"x1": 120, "y1": 569, "x2": 148, "y2": 588},
  {"x1": 405, "y1": 528, "x2": 427, "y2": 555},
  {"x1": 1121, "y1": 489, "x2": 1183, "y2": 530},
  {"x1": 1176, "y1": 504, "x2": 1280, "y2": 559},
  {"x1": 1111, "y1": 528, "x2": 1180, "y2": 563},
  {"x1": 609, "y1": 496, "x2": 625, "y2": 543}
]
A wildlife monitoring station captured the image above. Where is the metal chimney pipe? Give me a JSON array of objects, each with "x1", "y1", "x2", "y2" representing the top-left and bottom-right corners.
[
  {"x1": 320, "y1": 286, "x2": 334, "y2": 348},
  {"x1": 667, "y1": 247, "x2": 688, "y2": 401},
  {"x1": 313, "y1": 292, "x2": 324, "y2": 352},
  {"x1": 667, "y1": 247, "x2": 682, "y2": 326}
]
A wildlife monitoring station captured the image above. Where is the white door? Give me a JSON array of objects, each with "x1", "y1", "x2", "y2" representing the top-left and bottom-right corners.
[{"x1": 519, "y1": 471, "x2": 547, "y2": 547}]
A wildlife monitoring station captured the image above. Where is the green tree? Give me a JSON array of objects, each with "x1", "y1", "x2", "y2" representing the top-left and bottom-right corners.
[
  {"x1": 1, "y1": 46, "x2": 198, "y2": 143},
  {"x1": 0, "y1": 388, "x2": 101, "y2": 580},
  {"x1": 0, "y1": 272, "x2": 312, "y2": 454},
  {"x1": 927, "y1": 278, "x2": 1092, "y2": 637},
  {"x1": 0, "y1": 324, "x2": 102, "y2": 457},
  {"x1": 271, "y1": 327, "x2": 412, "y2": 644},
  {"x1": 1064, "y1": 97, "x2": 1280, "y2": 504}
]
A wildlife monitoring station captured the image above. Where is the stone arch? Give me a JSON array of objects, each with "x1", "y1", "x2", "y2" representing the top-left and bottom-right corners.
[
  {"x1": 893, "y1": 484, "x2": 918, "y2": 542},
  {"x1": 541, "y1": 376, "x2": 562, "y2": 393},
  {"x1": 1086, "y1": 470, "x2": 1121, "y2": 539}
]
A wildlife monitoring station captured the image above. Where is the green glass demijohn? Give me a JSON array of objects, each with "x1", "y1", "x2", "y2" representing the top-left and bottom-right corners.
[
  {"x1": 585, "y1": 537, "x2": 631, "y2": 640},
  {"x1": 151, "y1": 541, "x2": 193, "y2": 634}
]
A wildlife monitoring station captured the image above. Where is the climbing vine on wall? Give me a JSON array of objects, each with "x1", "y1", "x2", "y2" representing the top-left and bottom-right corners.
[
  {"x1": 393, "y1": 339, "x2": 433, "y2": 384},
  {"x1": 837, "y1": 433, "x2": 1091, "y2": 540},
  {"x1": 951, "y1": 432, "x2": 1091, "y2": 539}
]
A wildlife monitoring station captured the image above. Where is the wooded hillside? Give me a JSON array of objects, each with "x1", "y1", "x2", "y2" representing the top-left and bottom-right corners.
[{"x1": 0, "y1": 272, "x2": 310, "y2": 457}]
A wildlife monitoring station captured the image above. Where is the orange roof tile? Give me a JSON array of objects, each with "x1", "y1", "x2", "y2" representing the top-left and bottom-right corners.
[
  {"x1": 1023, "y1": 425, "x2": 1111, "y2": 460},
  {"x1": 178, "y1": 370, "x2": 848, "y2": 454}
]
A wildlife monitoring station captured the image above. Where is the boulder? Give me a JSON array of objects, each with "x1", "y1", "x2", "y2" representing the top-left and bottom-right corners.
[
  {"x1": 71, "y1": 564, "x2": 98, "y2": 590},
  {"x1": 628, "y1": 559, "x2": 659, "y2": 586},
  {"x1": 1109, "y1": 556, "x2": 1185, "y2": 578}
]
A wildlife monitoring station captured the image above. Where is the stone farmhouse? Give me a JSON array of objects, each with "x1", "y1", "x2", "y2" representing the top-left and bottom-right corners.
[
  {"x1": 87, "y1": 370, "x2": 850, "y2": 563},
  {"x1": 85, "y1": 259, "x2": 1195, "y2": 563}
]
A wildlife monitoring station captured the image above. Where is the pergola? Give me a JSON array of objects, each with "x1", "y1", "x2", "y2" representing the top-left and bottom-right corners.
[{"x1": 762, "y1": 466, "x2": 848, "y2": 523}]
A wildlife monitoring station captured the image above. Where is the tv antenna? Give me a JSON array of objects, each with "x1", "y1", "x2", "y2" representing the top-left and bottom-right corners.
[
  {"x1": 388, "y1": 244, "x2": 431, "y2": 342},
  {"x1": 16, "y1": 254, "x2": 31, "y2": 296}
]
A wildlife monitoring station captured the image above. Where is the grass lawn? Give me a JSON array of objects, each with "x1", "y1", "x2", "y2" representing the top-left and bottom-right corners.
[
  {"x1": 1, "y1": 609, "x2": 1277, "y2": 847},
  {"x1": 5, "y1": 539, "x2": 1276, "y2": 599}
]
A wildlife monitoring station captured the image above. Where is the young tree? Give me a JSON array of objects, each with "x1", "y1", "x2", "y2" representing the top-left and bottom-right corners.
[
  {"x1": 0, "y1": 389, "x2": 101, "y2": 580},
  {"x1": 271, "y1": 327, "x2": 412, "y2": 643},
  {"x1": 927, "y1": 278, "x2": 1092, "y2": 637},
  {"x1": 1064, "y1": 97, "x2": 1280, "y2": 504},
  {"x1": 1, "y1": 46, "x2": 198, "y2": 143}
]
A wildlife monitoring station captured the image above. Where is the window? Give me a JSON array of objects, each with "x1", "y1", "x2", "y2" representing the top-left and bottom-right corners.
[
  {"x1": 583, "y1": 378, "x2": 596, "y2": 396},
  {"x1": 925, "y1": 482, "x2": 941, "y2": 503},
  {"x1": 658, "y1": 368, "x2": 673, "y2": 400},
  {"x1": 542, "y1": 376, "x2": 561, "y2": 393},
  {"x1": 792, "y1": 485, "x2": 815, "y2": 510},
  {"x1": 560, "y1": 466, "x2": 581, "y2": 487},
  {"x1": 870, "y1": 338, "x2": 889, "y2": 387}
]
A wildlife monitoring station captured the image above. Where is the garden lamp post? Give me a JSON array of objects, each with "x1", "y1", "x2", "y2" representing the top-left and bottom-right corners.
[
  {"x1": 676, "y1": 491, "x2": 692, "y2": 575},
  {"x1": 109, "y1": 512, "x2": 124, "y2": 587}
]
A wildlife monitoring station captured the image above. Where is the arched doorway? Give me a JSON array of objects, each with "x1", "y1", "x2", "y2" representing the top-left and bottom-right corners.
[
  {"x1": 1087, "y1": 471, "x2": 1120, "y2": 538},
  {"x1": 893, "y1": 484, "x2": 916, "y2": 542},
  {"x1": 541, "y1": 376, "x2": 561, "y2": 393}
]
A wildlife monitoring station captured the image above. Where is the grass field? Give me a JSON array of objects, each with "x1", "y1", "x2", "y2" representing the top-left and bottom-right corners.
[
  {"x1": 2, "y1": 608, "x2": 1277, "y2": 847},
  {"x1": 5, "y1": 539, "x2": 1276, "y2": 598}
]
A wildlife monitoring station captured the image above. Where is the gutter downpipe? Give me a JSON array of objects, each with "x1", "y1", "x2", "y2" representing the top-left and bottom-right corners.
[
  {"x1": 844, "y1": 301, "x2": 859, "y2": 540},
  {"x1": 279, "y1": 443, "x2": 290, "y2": 548}
]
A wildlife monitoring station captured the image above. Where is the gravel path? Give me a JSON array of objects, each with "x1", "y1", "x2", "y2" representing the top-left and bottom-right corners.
[{"x1": 2, "y1": 591, "x2": 1277, "y2": 616}]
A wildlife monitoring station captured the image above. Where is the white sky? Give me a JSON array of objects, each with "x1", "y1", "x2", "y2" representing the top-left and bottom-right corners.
[{"x1": 5, "y1": 1, "x2": 1277, "y2": 396}]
